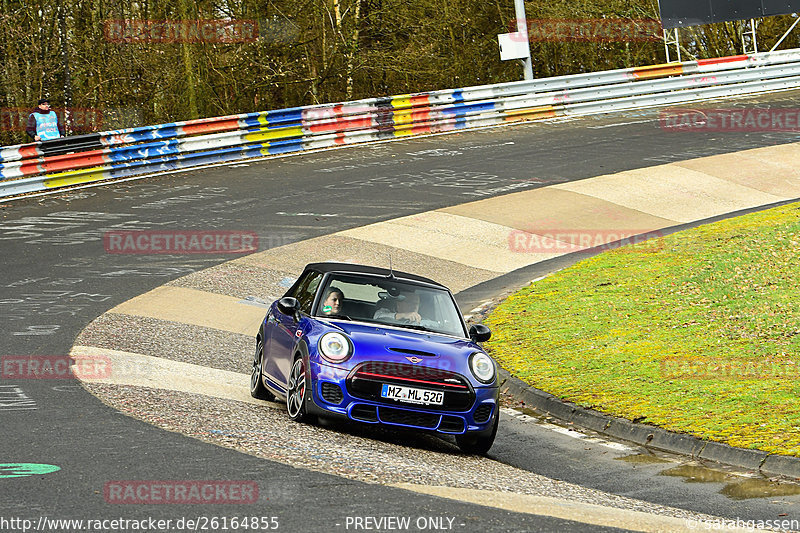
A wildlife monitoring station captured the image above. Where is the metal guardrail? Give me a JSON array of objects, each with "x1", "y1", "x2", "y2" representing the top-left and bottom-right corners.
[{"x1": 3, "y1": 48, "x2": 800, "y2": 199}]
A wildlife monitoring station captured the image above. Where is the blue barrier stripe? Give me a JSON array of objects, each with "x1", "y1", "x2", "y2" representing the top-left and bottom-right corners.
[
  {"x1": 263, "y1": 140, "x2": 304, "y2": 156},
  {"x1": 265, "y1": 108, "x2": 304, "y2": 125},
  {"x1": 443, "y1": 102, "x2": 498, "y2": 116},
  {"x1": 107, "y1": 139, "x2": 182, "y2": 162},
  {"x1": 106, "y1": 139, "x2": 306, "y2": 179},
  {"x1": 242, "y1": 121, "x2": 304, "y2": 133},
  {"x1": 104, "y1": 122, "x2": 180, "y2": 137},
  {"x1": 108, "y1": 138, "x2": 285, "y2": 173},
  {"x1": 105, "y1": 126, "x2": 181, "y2": 144}
]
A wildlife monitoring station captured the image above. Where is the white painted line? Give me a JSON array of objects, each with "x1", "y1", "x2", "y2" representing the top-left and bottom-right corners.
[
  {"x1": 583, "y1": 437, "x2": 635, "y2": 452},
  {"x1": 504, "y1": 408, "x2": 635, "y2": 452}
]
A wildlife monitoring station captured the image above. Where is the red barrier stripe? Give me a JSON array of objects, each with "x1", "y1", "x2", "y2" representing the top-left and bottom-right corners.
[
  {"x1": 698, "y1": 55, "x2": 749, "y2": 66},
  {"x1": 308, "y1": 115, "x2": 374, "y2": 133},
  {"x1": 42, "y1": 153, "x2": 107, "y2": 172},
  {"x1": 40, "y1": 148, "x2": 105, "y2": 164},
  {"x1": 411, "y1": 110, "x2": 432, "y2": 122},
  {"x1": 19, "y1": 145, "x2": 41, "y2": 160},
  {"x1": 409, "y1": 94, "x2": 431, "y2": 106},
  {"x1": 19, "y1": 161, "x2": 43, "y2": 176},
  {"x1": 182, "y1": 118, "x2": 241, "y2": 136}
]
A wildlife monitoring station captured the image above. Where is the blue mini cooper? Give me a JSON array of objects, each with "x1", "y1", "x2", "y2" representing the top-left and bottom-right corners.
[{"x1": 250, "y1": 262, "x2": 499, "y2": 454}]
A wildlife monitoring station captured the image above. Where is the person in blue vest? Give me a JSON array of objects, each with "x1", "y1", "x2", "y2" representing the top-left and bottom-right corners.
[{"x1": 25, "y1": 98, "x2": 65, "y2": 142}]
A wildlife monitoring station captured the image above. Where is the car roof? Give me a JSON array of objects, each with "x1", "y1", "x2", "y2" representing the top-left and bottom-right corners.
[{"x1": 304, "y1": 262, "x2": 447, "y2": 289}]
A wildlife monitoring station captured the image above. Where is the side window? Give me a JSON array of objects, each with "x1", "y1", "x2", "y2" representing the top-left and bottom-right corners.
[{"x1": 294, "y1": 272, "x2": 322, "y2": 314}]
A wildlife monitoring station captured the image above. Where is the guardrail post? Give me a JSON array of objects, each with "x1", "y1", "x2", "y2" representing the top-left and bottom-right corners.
[{"x1": 513, "y1": 0, "x2": 534, "y2": 80}]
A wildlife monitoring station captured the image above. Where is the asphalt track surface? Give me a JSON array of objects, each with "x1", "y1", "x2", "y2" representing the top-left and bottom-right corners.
[{"x1": 3, "y1": 91, "x2": 800, "y2": 532}]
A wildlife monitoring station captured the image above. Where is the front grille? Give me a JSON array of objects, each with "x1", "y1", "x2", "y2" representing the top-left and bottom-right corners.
[
  {"x1": 379, "y1": 406, "x2": 440, "y2": 429},
  {"x1": 320, "y1": 382, "x2": 343, "y2": 404},
  {"x1": 439, "y1": 416, "x2": 465, "y2": 433},
  {"x1": 350, "y1": 404, "x2": 378, "y2": 422},
  {"x1": 473, "y1": 404, "x2": 494, "y2": 424},
  {"x1": 347, "y1": 361, "x2": 475, "y2": 411}
]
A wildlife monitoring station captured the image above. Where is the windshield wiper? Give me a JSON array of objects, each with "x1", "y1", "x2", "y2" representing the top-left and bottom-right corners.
[
  {"x1": 324, "y1": 313, "x2": 352, "y2": 321},
  {"x1": 400, "y1": 324, "x2": 438, "y2": 333}
]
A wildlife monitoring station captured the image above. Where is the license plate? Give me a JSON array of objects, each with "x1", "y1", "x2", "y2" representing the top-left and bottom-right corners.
[{"x1": 381, "y1": 384, "x2": 444, "y2": 405}]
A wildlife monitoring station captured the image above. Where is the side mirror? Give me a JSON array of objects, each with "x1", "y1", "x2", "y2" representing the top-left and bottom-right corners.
[
  {"x1": 277, "y1": 297, "x2": 300, "y2": 316},
  {"x1": 469, "y1": 324, "x2": 491, "y2": 343}
]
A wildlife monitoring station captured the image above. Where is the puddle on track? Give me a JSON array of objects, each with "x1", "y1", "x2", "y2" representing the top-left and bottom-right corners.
[{"x1": 661, "y1": 463, "x2": 800, "y2": 500}]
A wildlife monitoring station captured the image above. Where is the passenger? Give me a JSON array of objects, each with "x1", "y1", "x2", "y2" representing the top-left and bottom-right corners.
[
  {"x1": 374, "y1": 290, "x2": 437, "y2": 329},
  {"x1": 320, "y1": 287, "x2": 344, "y2": 315}
]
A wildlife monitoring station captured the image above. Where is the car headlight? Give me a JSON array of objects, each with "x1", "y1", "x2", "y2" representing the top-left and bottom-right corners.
[
  {"x1": 469, "y1": 352, "x2": 495, "y2": 384},
  {"x1": 318, "y1": 332, "x2": 352, "y2": 363}
]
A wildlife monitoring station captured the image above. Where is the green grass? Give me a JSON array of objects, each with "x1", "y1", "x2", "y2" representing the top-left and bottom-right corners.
[{"x1": 485, "y1": 202, "x2": 800, "y2": 455}]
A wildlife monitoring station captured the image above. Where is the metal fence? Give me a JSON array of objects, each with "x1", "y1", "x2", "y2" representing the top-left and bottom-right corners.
[{"x1": 3, "y1": 48, "x2": 800, "y2": 199}]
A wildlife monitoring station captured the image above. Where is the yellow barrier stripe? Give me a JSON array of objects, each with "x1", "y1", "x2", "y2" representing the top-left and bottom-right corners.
[
  {"x1": 632, "y1": 63, "x2": 685, "y2": 80},
  {"x1": 391, "y1": 95, "x2": 413, "y2": 108},
  {"x1": 244, "y1": 126, "x2": 303, "y2": 142},
  {"x1": 44, "y1": 166, "x2": 110, "y2": 188}
]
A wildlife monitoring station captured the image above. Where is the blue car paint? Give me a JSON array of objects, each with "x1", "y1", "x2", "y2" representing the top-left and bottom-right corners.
[
  {"x1": 255, "y1": 265, "x2": 499, "y2": 439},
  {"x1": 260, "y1": 315, "x2": 497, "y2": 435}
]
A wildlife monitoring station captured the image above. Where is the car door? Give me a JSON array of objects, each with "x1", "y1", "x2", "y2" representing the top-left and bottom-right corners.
[{"x1": 266, "y1": 271, "x2": 323, "y2": 390}]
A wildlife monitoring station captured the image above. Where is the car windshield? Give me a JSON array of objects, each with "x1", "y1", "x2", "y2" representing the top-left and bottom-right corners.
[{"x1": 315, "y1": 273, "x2": 467, "y2": 338}]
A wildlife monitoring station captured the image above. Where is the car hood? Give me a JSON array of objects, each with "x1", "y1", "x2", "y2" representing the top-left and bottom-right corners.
[{"x1": 326, "y1": 320, "x2": 481, "y2": 362}]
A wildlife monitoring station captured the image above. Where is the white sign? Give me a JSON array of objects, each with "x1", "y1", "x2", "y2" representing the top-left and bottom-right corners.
[{"x1": 498, "y1": 32, "x2": 530, "y2": 60}]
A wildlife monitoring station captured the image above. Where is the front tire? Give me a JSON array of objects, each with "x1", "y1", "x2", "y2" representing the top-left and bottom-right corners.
[
  {"x1": 456, "y1": 409, "x2": 499, "y2": 455},
  {"x1": 250, "y1": 337, "x2": 275, "y2": 401},
  {"x1": 286, "y1": 356, "x2": 311, "y2": 422}
]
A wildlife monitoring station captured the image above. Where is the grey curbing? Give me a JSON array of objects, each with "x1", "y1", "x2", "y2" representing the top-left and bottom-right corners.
[
  {"x1": 698, "y1": 441, "x2": 769, "y2": 472},
  {"x1": 498, "y1": 368, "x2": 800, "y2": 479},
  {"x1": 762, "y1": 455, "x2": 800, "y2": 479}
]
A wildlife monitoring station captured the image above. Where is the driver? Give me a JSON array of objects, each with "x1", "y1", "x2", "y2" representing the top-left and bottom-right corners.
[
  {"x1": 373, "y1": 290, "x2": 437, "y2": 329},
  {"x1": 320, "y1": 287, "x2": 344, "y2": 315}
]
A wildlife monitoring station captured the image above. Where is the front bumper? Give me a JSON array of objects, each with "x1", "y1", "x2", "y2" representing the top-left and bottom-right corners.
[{"x1": 307, "y1": 360, "x2": 498, "y2": 435}]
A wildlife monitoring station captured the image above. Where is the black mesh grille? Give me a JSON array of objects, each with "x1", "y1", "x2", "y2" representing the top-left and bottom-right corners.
[
  {"x1": 473, "y1": 404, "x2": 493, "y2": 423},
  {"x1": 347, "y1": 361, "x2": 475, "y2": 411},
  {"x1": 321, "y1": 382, "x2": 343, "y2": 404},
  {"x1": 350, "y1": 404, "x2": 378, "y2": 422},
  {"x1": 439, "y1": 416, "x2": 465, "y2": 433},
  {"x1": 379, "y1": 406, "x2": 440, "y2": 429}
]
